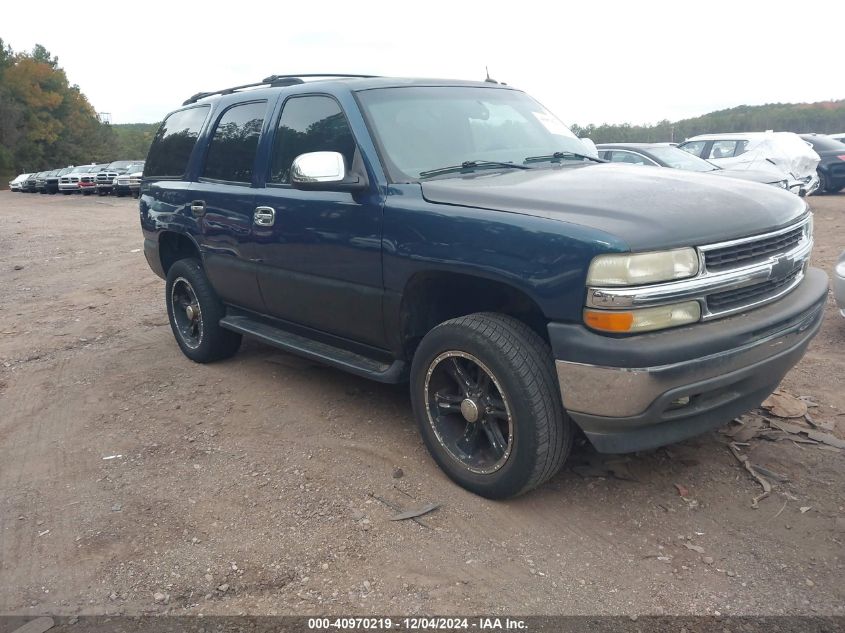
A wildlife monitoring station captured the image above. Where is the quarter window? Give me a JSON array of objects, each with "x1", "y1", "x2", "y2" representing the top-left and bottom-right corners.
[
  {"x1": 269, "y1": 96, "x2": 356, "y2": 184},
  {"x1": 202, "y1": 101, "x2": 267, "y2": 183},
  {"x1": 144, "y1": 106, "x2": 210, "y2": 178}
]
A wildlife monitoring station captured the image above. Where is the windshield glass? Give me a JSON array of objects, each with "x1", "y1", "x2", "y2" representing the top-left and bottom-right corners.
[
  {"x1": 647, "y1": 146, "x2": 717, "y2": 172},
  {"x1": 125, "y1": 162, "x2": 145, "y2": 173},
  {"x1": 357, "y1": 86, "x2": 589, "y2": 181},
  {"x1": 107, "y1": 161, "x2": 133, "y2": 170}
]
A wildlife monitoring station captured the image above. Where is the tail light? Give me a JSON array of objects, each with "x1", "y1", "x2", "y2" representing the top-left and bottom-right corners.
[{"x1": 837, "y1": 155, "x2": 845, "y2": 161}]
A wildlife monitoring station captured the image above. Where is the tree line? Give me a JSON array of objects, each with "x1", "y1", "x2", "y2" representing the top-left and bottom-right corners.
[
  {"x1": 0, "y1": 39, "x2": 156, "y2": 179},
  {"x1": 571, "y1": 101, "x2": 845, "y2": 144}
]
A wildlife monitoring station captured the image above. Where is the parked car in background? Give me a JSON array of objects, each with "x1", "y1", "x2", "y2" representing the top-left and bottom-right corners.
[
  {"x1": 8, "y1": 173, "x2": 30, "y2": 191},
  {"x1": 678, "y1": 132, "x2": 820, "y2": 196},
  {"x1": 97, "y1": 160, "x2": 145, "y2": 195},
  {"x1": 114, "y1": 162, "x2": 145, "y2": 197},
  {"x1": 79, "y1": 163, "x2": 109, "y2": 195},
  {"x1": 45, "y1": 167, "x2": 73, "y2": 194},
  {"x1": 33, "y1": 171, "x2": 51, "y2": 193},
  {"x1": 22, "y1": 173, "x2": 39, "y2": 192},
  {"x1": 596, "y1": 143, "x2": 790, "y2": 189},
  {"x1": 799, "y1": 134, "x2": 845, "y2": 194},
  {"x1": 59, "y1": 164, "x2": 98, "y2": 194},
  {"x1": 835, "y1": 251, "x2": 845, "y2": 317}
]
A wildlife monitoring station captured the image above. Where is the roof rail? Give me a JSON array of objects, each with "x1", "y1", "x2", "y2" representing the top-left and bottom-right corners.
[{"x1": 182, "y1": 74, "x2": 380, "y2": 106}]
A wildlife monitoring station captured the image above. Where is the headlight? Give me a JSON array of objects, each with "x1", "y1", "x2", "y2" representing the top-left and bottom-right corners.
[
  {"x1": 805, "y1": 213, "x2": 813, "y2": 241},
  {"x1": 586, "y1": 248, "x2": 699, "y2": 287},
  {"x1": 584, "y1": 301, "x2": 701, "y2": 333}
]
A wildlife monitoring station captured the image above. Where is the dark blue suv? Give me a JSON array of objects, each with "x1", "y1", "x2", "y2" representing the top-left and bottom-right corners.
[{"x1": 140, "y1": 74, "x2": 827, "y2": 498}]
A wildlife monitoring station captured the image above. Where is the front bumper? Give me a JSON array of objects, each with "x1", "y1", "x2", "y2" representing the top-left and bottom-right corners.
[
  {"x1": 791, "y1": 174, "x2": 819, "y2": 197},
  {"x1": 551, "y1": 267, "x2": 828, "y2": 453}
]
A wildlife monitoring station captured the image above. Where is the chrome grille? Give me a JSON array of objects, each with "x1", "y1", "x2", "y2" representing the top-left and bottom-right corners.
[
  {"x1": 707, "y1": 264, "x2": 803, "y2": 311},
  {"x1": 704, "y1": 226, "x2": 804, "y2": 271}
]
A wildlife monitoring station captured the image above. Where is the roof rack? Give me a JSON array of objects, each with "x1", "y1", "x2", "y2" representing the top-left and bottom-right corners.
[{"x1": 182, "y1": 74, "x2": 380, "y2": 106}]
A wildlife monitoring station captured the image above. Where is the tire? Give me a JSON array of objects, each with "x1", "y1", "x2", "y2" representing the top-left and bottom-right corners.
[
  {"x1": 818, "y1": 171, "x2": 828, "y2": 194},
  {"x1": 165, "y1": 258, "x2": 241, "y2": 363},
  {"x1": 410, "y1": 312, "x2": 572, "y2": 499}
]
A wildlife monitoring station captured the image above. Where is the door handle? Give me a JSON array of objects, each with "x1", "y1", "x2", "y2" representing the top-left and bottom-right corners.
[
  {"x1": 190, "y1": 200, "x2": 206, "y2": 216},
  {"x1": 254, "y1": 206, "x2": 276, "y2": 227}
]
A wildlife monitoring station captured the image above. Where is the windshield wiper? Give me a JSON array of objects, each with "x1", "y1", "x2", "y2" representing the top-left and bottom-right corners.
[
  {"x1": 418, "y1": 160, "x2": 531, "y2": 179},
  {"x1": 525, "y1": 151, "x2": 605, "y2": 164}
]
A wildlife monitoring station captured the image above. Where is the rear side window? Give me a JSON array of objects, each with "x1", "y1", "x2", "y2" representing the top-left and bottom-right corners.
[
  {"x1": 202, "y1": 101, "x2": 267, "y2": 183},
  {"x1": 268, "y1": 95, "x2": 356, "y2": 184},
  {"x1": 144, "y1": 106, "x2": 210, "y2": 178}
]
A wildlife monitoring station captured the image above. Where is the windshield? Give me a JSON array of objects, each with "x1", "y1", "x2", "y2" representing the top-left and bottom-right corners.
[
  {"x1": 647, "y1": 146, "x2": 717, "y2": 172},
  {"x1": 125, "y1": 162, "x2": 145, "y2": 173},
  {"x1": 357, "y1": 86, "x2": 589, "y2": 181},
  {"x1": 107, "y1": 161, "x2": 134, "y2": 170}
]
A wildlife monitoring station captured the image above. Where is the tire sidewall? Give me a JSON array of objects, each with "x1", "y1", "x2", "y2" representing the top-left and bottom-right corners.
[
  {"x1": 410, "y1": 321, "x2": 546, "y2": 498},
  {"x1": 165, "y1": 259, "x2": 223, "y2": 363}
]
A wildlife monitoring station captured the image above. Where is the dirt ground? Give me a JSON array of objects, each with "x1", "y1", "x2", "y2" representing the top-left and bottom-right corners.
[{"x1": 0, "y1": 190, "x2": 843, "y2": 618}]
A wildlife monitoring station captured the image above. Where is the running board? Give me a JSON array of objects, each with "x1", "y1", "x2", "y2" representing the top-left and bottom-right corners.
[{"x1": 219, "y1": 315, "x2": 407, "y2": 383}]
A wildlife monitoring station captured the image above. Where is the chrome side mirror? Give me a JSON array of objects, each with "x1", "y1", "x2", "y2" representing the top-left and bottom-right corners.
[{"x1": 291, "y1": 151, "x2": 346, "y2": 184}]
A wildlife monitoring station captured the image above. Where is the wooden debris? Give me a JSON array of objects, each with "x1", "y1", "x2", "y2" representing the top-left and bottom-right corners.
[
  {"x1": 728, "y1": 443, "x2": 771, "y2": 508},
  {"x1": 762, "y1": 390, "x2": 808, "y2": 418},
  {"x1": 389, "y1": 502, "x2": 440, "y2": 522}
]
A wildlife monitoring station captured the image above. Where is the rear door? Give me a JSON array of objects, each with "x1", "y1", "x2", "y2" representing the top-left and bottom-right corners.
[
  {"x1": 193, "y1": 100, "x2": 269, "y2": 313},
  {"x1": 251, "y1": 94, "x2": 386, "y2": 348}
]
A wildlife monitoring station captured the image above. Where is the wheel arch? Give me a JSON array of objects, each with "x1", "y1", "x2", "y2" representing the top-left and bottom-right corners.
[
  {"x1": 398, "y1": 271, "x2": 550, "y2": 360},
  {"x1": 158, "y1": 231, "x2": 202, "y2": 275}
]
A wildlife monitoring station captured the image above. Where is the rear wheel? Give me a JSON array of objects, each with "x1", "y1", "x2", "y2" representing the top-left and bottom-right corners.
[
  {"x1": 410, "y1": 313, "x2": 572, "y2": 499},
  {"x1": 165, "y1": 258, "x2": 241, "y2": 363}
]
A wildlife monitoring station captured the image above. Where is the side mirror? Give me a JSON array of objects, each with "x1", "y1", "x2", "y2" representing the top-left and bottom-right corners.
[{"x1": 290, "y1": 151, "x2": 367, "y2": 191}]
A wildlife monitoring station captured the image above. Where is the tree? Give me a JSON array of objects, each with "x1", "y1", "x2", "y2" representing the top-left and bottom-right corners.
[{"x1": 0, "y1": 41, "x2": 117, "y2": 174}]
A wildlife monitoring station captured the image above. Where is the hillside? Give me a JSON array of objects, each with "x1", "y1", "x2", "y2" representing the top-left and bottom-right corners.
[
  {"x1": 571, "y1": 99, "x2": 845, "y2": 143},
  {"x1": 111, "y1": 122, "x2": 158, "y2": 160}
]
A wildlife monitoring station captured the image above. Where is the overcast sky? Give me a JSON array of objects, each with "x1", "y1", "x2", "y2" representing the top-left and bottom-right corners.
[{"x1": 5, "y1": 0, "x2": 844, "y2": 126}]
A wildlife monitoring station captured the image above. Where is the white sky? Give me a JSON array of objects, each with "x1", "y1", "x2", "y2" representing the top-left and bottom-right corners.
[{"x1": 5, "y1": 0, "x2": 844, "y2": 126}]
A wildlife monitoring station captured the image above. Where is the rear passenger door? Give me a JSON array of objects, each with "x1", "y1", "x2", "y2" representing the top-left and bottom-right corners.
[
  {"x1": 251, "y1": 94, "x2": 386, "y2": 348},
  {"x1": 194, "y1": 100, "x2": 269, "y2": 313}
]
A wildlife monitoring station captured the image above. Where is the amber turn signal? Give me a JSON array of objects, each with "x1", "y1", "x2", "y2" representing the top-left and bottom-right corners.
[{"x1": 583, "y1": 309, "x2": 635, "y2": 332}]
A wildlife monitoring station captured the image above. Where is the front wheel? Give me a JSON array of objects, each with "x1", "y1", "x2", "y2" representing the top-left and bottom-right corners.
[
  {"x1": 410, "y1": 313, "x2": 572, "y2": 499},
  {"x1": 165, "y1": 258, "x2": 241, "y2": 363}
]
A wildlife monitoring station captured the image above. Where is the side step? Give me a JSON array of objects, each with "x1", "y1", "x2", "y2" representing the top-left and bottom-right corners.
[{"x1": 219, "y1": 315, "x2": 408, "y2": 383}]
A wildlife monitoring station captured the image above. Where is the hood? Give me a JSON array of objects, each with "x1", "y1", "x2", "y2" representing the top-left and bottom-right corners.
[{"x1": 420, "y1": 164, "x2": 807, "y2": 251}]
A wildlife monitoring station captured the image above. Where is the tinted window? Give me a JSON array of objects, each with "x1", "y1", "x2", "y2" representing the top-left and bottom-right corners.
[
  {"x1": 202, "y1": 101, "x2": 266, "y2": 183},
  {"x1": 269, "y1": 96, "x2": 356, "y2": 184},
  {"x1": 145, "y1": 106, "x2": 210, "y2": 178}
]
